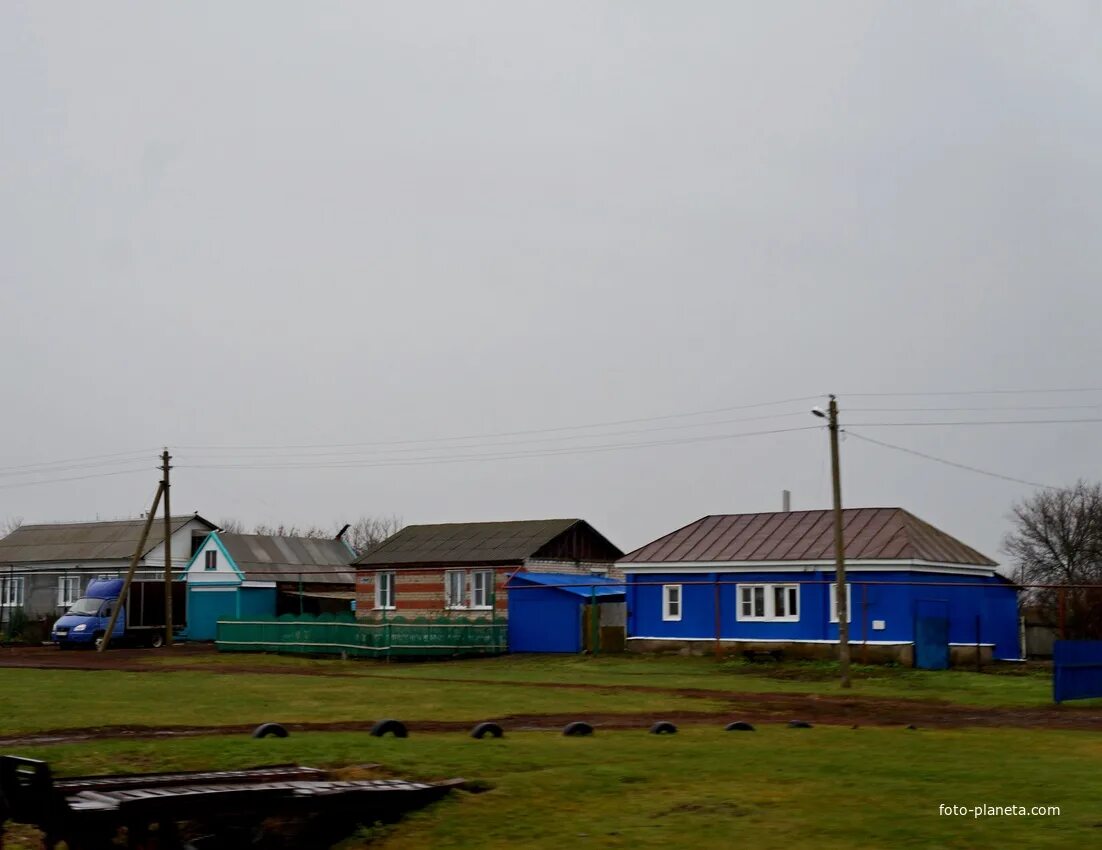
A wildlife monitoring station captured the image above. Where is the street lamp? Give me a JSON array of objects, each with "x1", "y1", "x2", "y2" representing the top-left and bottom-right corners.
[{"x1": 813, "y1": 395, "x2": 851, "y2": 689}]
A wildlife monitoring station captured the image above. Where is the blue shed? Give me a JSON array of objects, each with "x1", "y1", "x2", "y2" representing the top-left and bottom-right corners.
[
  {"x1": 507, "y1": 572, "x2": 625, "y2": 653},
  {"x1": 620, "y1": 508, "x2": 1020, "y2": 666},
  {"x1": 183, "y1": 531, "x2": 355, "y2": 641}
]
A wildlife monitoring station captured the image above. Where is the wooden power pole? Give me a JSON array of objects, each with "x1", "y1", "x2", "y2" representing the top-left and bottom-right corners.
[
  {"x1": 99, "y1": 483, "x2": 164, "y2": 651},
  {"x1": 826, "y1": 395, "x2": 851, "y2": 688},
  {"x1": 162, "y1": 449, "x2": 173, "y2": 648}
]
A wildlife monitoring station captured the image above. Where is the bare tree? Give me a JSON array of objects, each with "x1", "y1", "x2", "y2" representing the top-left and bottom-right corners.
[
  {"x1": 1003, "y1": 481, "x2": 1102, "y2": 638},
  {"x1": 340, "y1": 515, "x2": 403, "y2": 557},
  {"x1": 252, "y1": 523, "x2": 331, "y2": 538},
  {"x1": 217, "y1": 517, "x2": 246, "y2": 534},
  {"x1": 1, "y1": 516, "x2": 23, "y2": 537}
]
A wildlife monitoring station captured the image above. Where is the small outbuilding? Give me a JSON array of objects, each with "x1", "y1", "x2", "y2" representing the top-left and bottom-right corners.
[
  {"x1": 507, "y1": 572, "x2": 625, "y2": 653},
  {"x1": 184, "y1": 531, "x2": 355, "y2": 640},
  {"x1": 620, "y1": 507, "x2": 1019, "y2": 666}
]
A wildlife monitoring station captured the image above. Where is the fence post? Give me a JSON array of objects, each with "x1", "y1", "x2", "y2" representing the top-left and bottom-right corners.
[
  {"x1": 590, "y1": 585, "x2": 599, "y2": 655},
  {"x1": 713, "y1": 576, "x2": 721, "y2": 660},
  {"x1": 861, "y1": 583, "x2": 868, "y2": 665},
  {"x1": 975, "y1": 614, "x2": 982, "y2": 672}
]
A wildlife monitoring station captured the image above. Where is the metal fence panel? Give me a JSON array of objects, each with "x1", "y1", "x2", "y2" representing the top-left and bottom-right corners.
[
  {"x1": 1053, "y1": 640, "x2": 1102, "y2": 703},
  {"x1": 215, "y1": 614, "x2": 506, "y2": 659}
]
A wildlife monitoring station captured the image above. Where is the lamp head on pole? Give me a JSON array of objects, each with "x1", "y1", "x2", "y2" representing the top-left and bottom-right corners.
[{"x1": 811, "y1": 406, "x2": 827, "y2": 419}]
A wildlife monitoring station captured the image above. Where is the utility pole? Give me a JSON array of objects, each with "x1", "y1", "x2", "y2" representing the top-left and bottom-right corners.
[
  {"x1": 826, "y1": 395, "x2": 851, "y2": 688},
  {"x1": 100, "y1": 483, "x2": 164, "y2": 651},
  {"x1": 162, "y1": 449, "x2": 173, "y2": 648}
]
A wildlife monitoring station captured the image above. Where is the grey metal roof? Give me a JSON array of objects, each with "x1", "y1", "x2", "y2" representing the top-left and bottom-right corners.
[
  {"x1": 620, "y1": 508, "x2": 997, "y2": 567},
  {"x1": 354, "y1": 519, "x2": 585, "y2": 566},
  {"x1": 0, "y1": 515, "x2": 216, "y2": 564},
  {"x1": 219, "y1": 533, "x2": 355, "y2": 584}
]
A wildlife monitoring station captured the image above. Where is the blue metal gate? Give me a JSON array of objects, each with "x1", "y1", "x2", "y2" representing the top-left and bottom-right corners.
[
  {"x1": 914, "y1": 600, "x2": 949, "y2": 670},
  {"x1": 1053, "y1": 640, "x2": 1102, "y2": 703}
]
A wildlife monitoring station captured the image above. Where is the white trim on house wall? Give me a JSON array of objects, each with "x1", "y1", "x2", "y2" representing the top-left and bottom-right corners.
[
  {"x1": 829, "y1": 582, "x2": 852, "y2": 624},
  {"x1": 620, "y1": 560, "x2": 998, "y2": 577},
  {"x1": 661, "y1": 584, "x2": 682, "y2": 621},
  {"x1": 736, "y1": 583, "x2": 800, "y2": 622},
  {"x1": 628, "y1": 636, "x2": 911, "y2": 646}
]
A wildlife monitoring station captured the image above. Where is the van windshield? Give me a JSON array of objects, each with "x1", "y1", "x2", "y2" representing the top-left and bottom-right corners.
[{"x1": 66, "y1": 598, "x2": 104, "y2": 616}]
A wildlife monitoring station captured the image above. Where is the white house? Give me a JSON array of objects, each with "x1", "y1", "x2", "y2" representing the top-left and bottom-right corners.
[{"x1": 0, "y1": 514, "x2": 216, "y2": 623}]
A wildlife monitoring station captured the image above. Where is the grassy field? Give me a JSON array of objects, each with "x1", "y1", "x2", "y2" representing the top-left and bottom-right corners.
[
  {"x1": 139, "y1": 650, "x2": 1086, "y2": 708},
  {"x1": 2, "y1": 653, "x2": 1100, "y2": 849},
  {"x1": 6, "y1": 728, "x2": 1099, "y2": 849}
]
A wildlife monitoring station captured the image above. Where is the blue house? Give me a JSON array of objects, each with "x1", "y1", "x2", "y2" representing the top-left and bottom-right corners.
[
  {"x1": 184, "y1": 531, "x2": 355, "y2": 640},
  {"x1": 507, "y1": 572, "x2": 625, "y2": 653},
  {"x1": 620, "y1": 508, "x2": 1019, "y2": 667}
]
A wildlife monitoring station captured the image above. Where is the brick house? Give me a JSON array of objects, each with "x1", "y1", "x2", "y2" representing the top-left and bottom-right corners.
[{"x1": 353, "y1": 519, "x2": 623, "y2": 621}]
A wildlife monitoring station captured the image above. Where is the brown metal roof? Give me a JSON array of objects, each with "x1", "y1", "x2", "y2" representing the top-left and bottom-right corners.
[
  {"x1": 620, "y1": 508, "x2": 996, "y2": 566},
  {"x1": 0, "y1": 515, "x2": 216, "y2": 563},
  {"x1": 218, "y1": 533, "x2": 355, "y2": 585},
  {"x1": 354, "y1": 519, "x2": 615, "y2": 567}
]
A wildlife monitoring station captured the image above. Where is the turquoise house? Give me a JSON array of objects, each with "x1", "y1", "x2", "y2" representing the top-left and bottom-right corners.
[{"x1": 184, "y1": 530, "x2": 355, "y2": 640}]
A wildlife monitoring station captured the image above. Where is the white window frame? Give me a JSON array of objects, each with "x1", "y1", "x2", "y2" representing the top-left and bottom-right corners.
[
  {"x1": 662, "y1": 584, "x2": 682, "y2": 621},
  {"x1": 204, "y1": 550, "x2": 218, "y2": 570},
  {"x1": 0, "y1": 576, "x2": 25, "y2": 608},
  {"x1": 375, "y1": 571, "x2": 396, "y2": 610},
  {"x1": 829, "y1": 582, "x2": 852, "y2": 623},
  {"x1": 736, "y1": 583, "x2": 800, "y2": 622},
  {"x1": 57, "y1": 575, "x2": 81, "y2": 608},
  {"x1": 470, "y1": 570, "x2": 494, "y2": 610},
  {"x1": 444, "y1": 570, "x2": 467, "y2": 609}
]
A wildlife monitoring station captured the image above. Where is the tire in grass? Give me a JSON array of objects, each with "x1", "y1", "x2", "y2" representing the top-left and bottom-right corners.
[
  {"x1": 562, "y1": 721, "x2": 594, "y2": 737},
  {"x1": 370, "y1": 719, "x2": 409, "y2": 738},
  {"x1": 470, "y1": 722, "x2": 504, "y2": 739},
  {"x1": 787, "y1": 720, "x2": 813, "y2": 729},
  {"x1": 724, "y1": 721, "x2": 755, "y2": 732},
  {"x1": 252, "y1": 722, "x2": 289, "y2": 739},
  {"x1": 649, "y1": 721, "x2": 677, "y2": 735}
]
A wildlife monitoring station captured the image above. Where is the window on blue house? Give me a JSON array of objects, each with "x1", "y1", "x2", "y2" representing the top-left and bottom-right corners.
[
  {"x1": 737, "y1": 584, "x2": 799, "y2": 622},
  {"x1": 204, "y1": 550, "x2": 218, "y2": 570},
  {"x1": 829, "y1": 583, "x2": 852, "y2": 623},
  {"x1": 662, "y1": 585, "x2": 682, "y2": 621}
]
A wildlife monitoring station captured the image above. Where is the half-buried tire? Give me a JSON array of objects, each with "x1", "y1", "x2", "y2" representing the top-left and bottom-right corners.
[
  {"x1": 562, "y1": 721, "x2": 594, "y2": 737},
  {"x1": 370, "y1": 719, "x2": 409, "y2": 738},
  {"x1": 252, "y1": 722, "x2": 289, "y2": 739},
  {"x1": 724, "y1": 721, "x2": 755, "y2": 732},
  {"x1": 649, "y1": 721, "x2": 678, "y2": 735},
  {"x1": 470, "y1": 722, "x2": 504, "y2": 739}
]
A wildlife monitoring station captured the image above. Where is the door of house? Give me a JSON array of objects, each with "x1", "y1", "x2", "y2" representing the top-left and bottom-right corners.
[
  {"x1": 914, "y1": 599, "x2": 950, "y2": 670},
  {"x1": 582, "y1": 602, "x2": 626, "y2": 653}
]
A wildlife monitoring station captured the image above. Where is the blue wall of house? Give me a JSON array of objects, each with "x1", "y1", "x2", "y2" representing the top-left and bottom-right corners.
[
  {"x1": 186, "y1": 586, "x2": 278, "y2": 640},
  {"x1": 509, "y1": 586, "x2": 582, "y2": 653},
  {"x1": 627, "y1": 570, "x2": 1019, "y2": 660}
]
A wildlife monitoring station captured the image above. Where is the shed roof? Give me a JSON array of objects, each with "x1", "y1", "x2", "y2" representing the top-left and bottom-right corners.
[
  {"x1": 217, "y1": 533, "x2": 355, "y2": 585},
  {"x1": 619, "y1": 508, "x2": 996, "y2": 567},
  {"x1": 508, "y1": 572, "x2": 625, "y2": 599},
  {"x1": 0, "y1": 515, "x2": 216, "y2": 564},
  {"x1": 354, "y1": 519, "x2": 607, "y2": 566}
]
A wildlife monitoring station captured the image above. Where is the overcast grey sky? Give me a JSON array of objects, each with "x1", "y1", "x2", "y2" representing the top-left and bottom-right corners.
[{"x1": 2, "y1": 2, "x2": 1100, "y2": 564}]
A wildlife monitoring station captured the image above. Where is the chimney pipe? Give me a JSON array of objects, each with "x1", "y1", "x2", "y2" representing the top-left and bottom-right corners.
[{"x1": 782, "y1": 490, "x2": 791, "y2": 513}]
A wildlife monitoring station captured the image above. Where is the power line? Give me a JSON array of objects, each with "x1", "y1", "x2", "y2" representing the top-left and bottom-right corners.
[
  {"x1": 0, "y1": 448, "x2": 157, "y2": 475},
  {"x1": 844, "y1": 430, "x2": 1055, "y2": 490},
  {"x1": 844, "y1": 387, "x2": 1102, "y2": 398},
  {"x1": 0, "y1": 468, "x2": 153, "y2": 491},
  {"x1": 847, "y1": 404, "x2": 1102, "y2": 413},
  {"x1": 177, "y1": 425, "x2": 822, "y2": 471},
  {"x1": 848, "y1": 418, "x2": 1102, "y2": 427},
  {"x1": 174, "y1": 410, "x2": 811, "y2": 461},
  {"x1": 0, "y1": 456, "x2": 155, "y2": 480},
  {"x1": 173, "y1": 395, "x2": 824, "y2": 452}
]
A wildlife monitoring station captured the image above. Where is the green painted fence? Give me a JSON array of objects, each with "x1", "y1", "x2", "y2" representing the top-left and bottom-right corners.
[{"x1": 215, "y1": 613, "x2": 507, "y2": 659}]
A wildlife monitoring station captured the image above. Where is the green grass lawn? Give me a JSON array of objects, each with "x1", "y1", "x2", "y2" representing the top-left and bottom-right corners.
[
  {"x1": 7, "y1": 727, "x2": 1100, "y2": 850},
  {"x1": 142, "y1": 650, "x2": 1080, "y2": 708},
  {"x1": 0, "y1": 667, "x2": 725, "y2": 735}
]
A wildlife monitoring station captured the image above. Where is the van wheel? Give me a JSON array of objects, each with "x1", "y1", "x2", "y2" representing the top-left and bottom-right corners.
[{"x1": 148, "y1": 632, "x2": 165, "y2": 649}]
